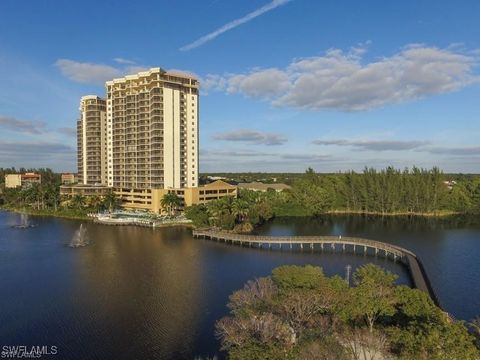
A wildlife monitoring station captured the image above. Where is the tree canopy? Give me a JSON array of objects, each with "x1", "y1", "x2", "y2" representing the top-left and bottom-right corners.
[{"x1": 216, "y1": 264, "x2": 479, "y2": 360}]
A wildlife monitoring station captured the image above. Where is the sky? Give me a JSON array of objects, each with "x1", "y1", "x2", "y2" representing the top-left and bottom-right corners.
[{"x1": 0, "y1": 0, "x2": 479, "y2": 173}]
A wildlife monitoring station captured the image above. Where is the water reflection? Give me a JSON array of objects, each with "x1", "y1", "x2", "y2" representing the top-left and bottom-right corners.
[
  {"x1": 1, "y1": 211, "x2": 479, "y2": 359},
  {"x1": 72, "y1": 225, "x2": 206, "y2": 359}
]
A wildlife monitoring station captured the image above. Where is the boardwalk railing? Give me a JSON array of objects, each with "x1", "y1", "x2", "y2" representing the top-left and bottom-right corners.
[{"x1": 192, "y1": 230, "x2": 441, "y2": 307}]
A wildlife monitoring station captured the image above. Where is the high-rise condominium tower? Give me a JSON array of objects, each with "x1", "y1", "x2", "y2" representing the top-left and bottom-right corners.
[
  {"x1": 105, "y1": 68, "x2": 199, "y2": 190},
  {"x1": 77, "y1": 95, "x2": 107, "y2": 185}
]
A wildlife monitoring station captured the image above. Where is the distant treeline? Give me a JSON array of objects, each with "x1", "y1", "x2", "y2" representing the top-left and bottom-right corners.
[
  {"x1": 286, "y1": 167, "x2": 480, "y2": 216},
  {"x1": 202, "y1": 167, "x2": 480, "y2": 215},
  {"x1": 187, "y1": 167, "x2": 480, "y2": 231}
]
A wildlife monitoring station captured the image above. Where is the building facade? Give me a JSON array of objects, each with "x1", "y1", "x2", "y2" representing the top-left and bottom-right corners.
[
  {"x1": 5, "y1": 173, "x2": 42, "y2": 188},
  {"x1": 75, "y1": 68, "x2": 237, "y2": 213},
  {"x1": 61, "y1": 173, "x2": 78, "y2": 184},
  {"x1": 237, "y1": 182, "x2": 291, "y2": 192},
  {"x1": 60, "y1": 184, "x2": 110, "y2": 197},
  {"x1": 5, "y1": 174, "x2": 22, "y2": 188},
  {"x1": 77, "y1": 95, "x2": 107, "y2": 185},
  {"x1": 106, "y1": 68, "x2": 199, "y2": 190},
  {"x1": 117, "y1": 180, "x2": 237, "y2": 214}
]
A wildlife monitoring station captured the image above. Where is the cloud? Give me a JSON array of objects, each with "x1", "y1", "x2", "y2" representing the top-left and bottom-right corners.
[
  {"x1": 213, "y1": 129, "x2": 287, "y2": 145},
  {"x1": 227, "y1": 69, "x2": 291, "y2": 98},
  {"x1": 167, "y1": 68, "x2": 200, "y2": 79},
  {"x1": 200, "y1": 148, "x2": 336, "y2": 172},
  {"x1": 57, "y1": 127, "x2": 77, "y2": 137},
  {"x1": 54, "y1": 59, "x2": 149, "y2": 85},
  {"x1": 280, "y1": 154, "x2": 332, "y2": 161},
  {"x1": 312, "y1": 139, "x2": 430, "y2": 151},
  {"x1": 55, "y1": 59, "x2": 121, "y2": 85},
  {"x1": 0, "y1": 140, "x2": 76, "y2": 170},
  {"x1": 0, "y1": 115, "x2": 46, "y2": 134},
  {"x1": 201, "y1": 149, "x2": 273, "y2": 157},
  {"x1": 180, "y1": 0, "x2": 292, "y2": 51},
  {"x1": 422, "y1": 146, "x2": 480, "y2": 155},
  {"x1": 205, "y1": 44, "x2": 480, "y2": 111},
  {"x1": 113, "y1": 57, "x2": 136, "y2": 65},
  {"x1": 0, "y1": 140, "x2": 74, "y2": 154}
]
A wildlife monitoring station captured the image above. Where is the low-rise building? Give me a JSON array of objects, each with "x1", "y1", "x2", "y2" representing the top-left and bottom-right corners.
[
  {"x1": 117, "y1": 180, "x2": 238, "y2": 214},
  {"x1": 237, "y1": 182, "x2": 291, "y2": 192},
  {"x1": 60, "y1": 184, "x2": 111, "y2": 197},
  {"x1": 5, "y1": 174, "x2": 22, "y2": 188},
  {"x1": 5, "y1": 173, "x2": 42, "y2": 188},
  {"x1": 60, "y1": 180, "x2": 238, "y2": 214},
  {"x1": 21, "y1": 173, "x2": 41, "y2": 187},
  {"x1": 61, "y1": 173, "x2": 78, "y2": 184}
]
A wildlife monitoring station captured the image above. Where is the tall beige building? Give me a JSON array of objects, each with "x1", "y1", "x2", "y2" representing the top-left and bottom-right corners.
[
  {"x1": 106, "y1": 68, "x2": 199, "y2": 190},
  {"x1": 77, "y1": 95, "x2": 107, "y2": 185}
]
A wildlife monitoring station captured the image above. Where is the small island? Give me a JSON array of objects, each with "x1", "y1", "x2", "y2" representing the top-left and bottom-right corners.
[{"x1": 215, "y1": 264, "x2": 480, "y2": 359}]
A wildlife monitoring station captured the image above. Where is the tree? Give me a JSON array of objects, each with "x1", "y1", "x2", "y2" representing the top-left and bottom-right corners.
[
  {"x1": 290, "y1": 170, "x2": 333, "y2": 216},
  {"x1": 207, "y1": 196, "x2": 234, "y2": 219},
  {"x1": 228, "y1": 277, "x2": 277, "y2": 315},
  {"x1": 71, "y1": 194, "x2": 86, "y2": 210},
  {"x1": 88, "y1": 195, "x2": 104, "y2": 212},
  {"x1": 207, "y1": 196, "x2": 236, "y2": 229},
  {"x1": 103, "y1": 190, "x2": 119, "y2": 212},
  {"x1": 351, "y1": 264, "x2": 398, "y2": 332},
  {"x1": 469, "y1": 317, "x2": 480, "y2": 348},
  {"x1": 185, "y1": 204, "x2": 210, "y2": 227},
  {"x1": 160, "y1": 192, "x2": 182, "y2": 216},
  {"x1": 215, "y1": 265, "x2": 480, "y2": 360},
  {"x1": 389, "y1": 319, "x2": 479, "y2": 359},
  {"x1": 272, "y1": 265, "x2": 327, "y2": 290},
  {"x1": 297, "y1": 338, "x2": 348, "y2": 360},
  {"x1": 342, "y1": 328, "x2": 390, "y2": 360},
  {"x1": 393, "y1": 286, "x2": 440, "y2": 325},
  {"x1": 232, "y1": 199, "x2": 250, "y2": 223}
]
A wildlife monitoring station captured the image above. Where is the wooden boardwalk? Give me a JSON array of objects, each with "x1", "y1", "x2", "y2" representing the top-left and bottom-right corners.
[{"x1": 192, "y1": 230, "x2": 441, "y2": 307}]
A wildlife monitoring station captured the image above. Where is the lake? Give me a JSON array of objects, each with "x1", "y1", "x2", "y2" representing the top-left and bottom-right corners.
[{"x1": 0, "y1": 211, "x2": 479, "y2": 359}]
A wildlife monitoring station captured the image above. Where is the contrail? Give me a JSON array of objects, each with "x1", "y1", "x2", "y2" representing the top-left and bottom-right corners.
[{"x1": 180, "y1": 0, "x2": 292, "y2": 51}]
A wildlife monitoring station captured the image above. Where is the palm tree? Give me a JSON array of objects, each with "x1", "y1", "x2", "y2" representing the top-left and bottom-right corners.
[
  {"x1": 88, "y1": 195, "x2": 104, "y2": 212},
  {"x1": 160, "y1": 192, "x2": 182, "y2": 216},
  {"x1": 232, "y1": 198, "x2": 250, "y2": 223},
  {"x1": 24, "y1": 184, "x2": 40, "y2": 209},
  {"x1": 103, "y1": 190, "x2": 119, "y2": 213},
  {"x1": 207, "y1": 196, "x2": 234, "y2": 219},
  {"x1": 71, "y1": 194, "x2": 86, "y2": 210}
]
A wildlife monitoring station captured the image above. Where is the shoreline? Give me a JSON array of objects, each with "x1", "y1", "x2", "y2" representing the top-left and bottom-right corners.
[
  {"x1": 325, "y1": 209, "x2": 459, "y2": 217},
  {"x1": 1, "y1": 206, "x2": 467, "y2": 232},
  {"x1": 0, "y1": 207, "x2": 92, "y2": 221},
  {"x1": 1, "y1": 207, "x2": 194, "y2": 229}
]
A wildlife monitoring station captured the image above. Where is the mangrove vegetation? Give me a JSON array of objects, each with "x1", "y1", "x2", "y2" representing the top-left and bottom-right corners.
[
  {"x1": 216, "y1": 264, "x2": 480, "y2": 359},
  {"x1": 186, "y1": 167, "x2": 480, "y2": 231}
]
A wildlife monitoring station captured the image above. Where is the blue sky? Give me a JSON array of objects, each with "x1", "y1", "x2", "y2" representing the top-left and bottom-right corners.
[{"x1": 0, "y1": 0, "x2": 479, "y2": 173}]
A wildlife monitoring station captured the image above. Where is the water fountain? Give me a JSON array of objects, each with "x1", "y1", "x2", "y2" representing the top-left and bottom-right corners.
[
  {"x1": 12, "y1": 213, "x2": 35, "y2": 229},
  {"x1": 69, "y1": 224, "x2": 89, "y2": 248}
]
